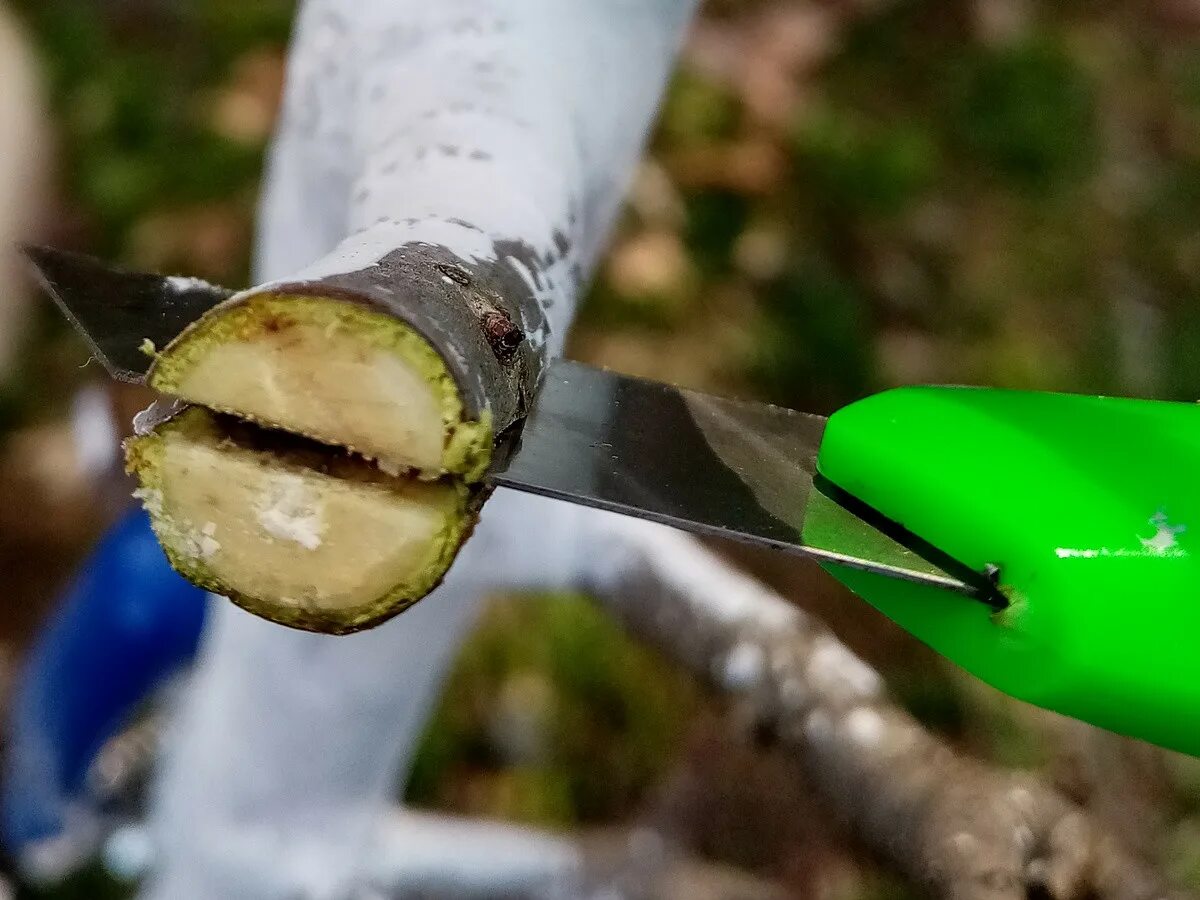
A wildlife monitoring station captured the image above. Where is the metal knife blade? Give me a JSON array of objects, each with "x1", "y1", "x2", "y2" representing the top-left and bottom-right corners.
[
  {"x1": 23, "y1": 245, "x2": 233, "y2": 383},
  {"x1": 492, "y1": 359, "x2": 986, "y2": 598}
]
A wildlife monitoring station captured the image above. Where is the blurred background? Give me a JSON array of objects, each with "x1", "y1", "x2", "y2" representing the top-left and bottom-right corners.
[{"x1": 1, "y1": 0, "x2": 1199, "y2": 897}]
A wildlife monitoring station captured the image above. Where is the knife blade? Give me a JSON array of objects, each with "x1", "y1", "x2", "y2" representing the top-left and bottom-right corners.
[
  {"x1": 23, "y1": 245, "x2": 232, "y2": 383},
  {"x1": 491, "y1": 360, "x2": 998, "y2": 602}
]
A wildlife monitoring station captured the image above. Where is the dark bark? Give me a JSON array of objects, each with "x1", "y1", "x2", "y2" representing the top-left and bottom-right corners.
[{"x1": 216, "y1": 241, "x2": 550, "y2": 447}]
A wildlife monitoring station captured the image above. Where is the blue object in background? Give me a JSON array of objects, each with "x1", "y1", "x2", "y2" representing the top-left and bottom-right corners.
[{"x1": 1, "y1": 509, "x2": 207, "y2": 853}]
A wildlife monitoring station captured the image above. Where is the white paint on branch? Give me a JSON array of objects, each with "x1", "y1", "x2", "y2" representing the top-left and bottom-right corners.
[
  {"x1": 580, "y1": 512, "x2": 803, "y2": 633},
  {"x1": 144, "y1": 0, "x2": 1062, "y2": 888},
  {"x1": 70, "y1": 385, "x2": 119, "y2": 478},
  {"x1": 255, "y1": 0, "x2": 700, "y2": 356},
  {"x1": 722, "y1": 641, "x2": 766, "y2": 692},
  {"x1": 365, "y1": 809, "x2": 582, "y2": 896},
  {"x1": 804, "y1": 708, "x2": 834, "y2": 743}
]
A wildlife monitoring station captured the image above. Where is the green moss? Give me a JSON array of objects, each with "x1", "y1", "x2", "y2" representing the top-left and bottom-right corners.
[
  {"x1": 794, "y1": 110, "x2": 938, "y2": 218},
  {"x1": 659, "y1": 69, "x2": 742, "y2": 145},
  {"x1": 407, "y1": 592, "x2": 701, "y2": 826},
  {"x1": 748, "y1": 261, "x2": 873, "y2": 411}
]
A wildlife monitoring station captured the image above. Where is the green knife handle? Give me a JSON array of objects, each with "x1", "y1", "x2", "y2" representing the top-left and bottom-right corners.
[{"x1": 809, "y1": 386, "x2": 1200, "y2": 755}]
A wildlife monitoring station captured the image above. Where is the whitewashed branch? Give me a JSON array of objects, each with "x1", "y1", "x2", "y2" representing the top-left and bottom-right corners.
[
  {"x1": 113, "y1": 806, "x2": 786, "y2": 900},
  {"x1": 366, "y1": 810, "x2": 785, "y2": 900}
]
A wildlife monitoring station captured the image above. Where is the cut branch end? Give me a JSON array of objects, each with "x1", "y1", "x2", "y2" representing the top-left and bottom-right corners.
[
  {"x1": 125, "y1": 407, "x2": 480, "y2": 634},
  {"x1": 124, "y1": 288, "x2": 506, "y2": 633}
]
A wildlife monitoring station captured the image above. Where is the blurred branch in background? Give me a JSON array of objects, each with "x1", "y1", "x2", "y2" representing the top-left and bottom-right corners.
[{"x1": 582, "y1": 514, "x2": 1188, "y2": 900}]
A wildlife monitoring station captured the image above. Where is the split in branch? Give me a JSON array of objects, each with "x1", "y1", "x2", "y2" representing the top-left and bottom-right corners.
[{"x1": 126, "y1": 244, "x2": 542, "y2": 633}]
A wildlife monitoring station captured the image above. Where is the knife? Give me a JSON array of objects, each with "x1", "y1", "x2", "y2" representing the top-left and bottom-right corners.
[
  {"x1": 25, "y1": 246, "x2": 1200, "y2": 757},
  {"x1": 22, "y1": 246, "x2": 992, "y2": 596}
]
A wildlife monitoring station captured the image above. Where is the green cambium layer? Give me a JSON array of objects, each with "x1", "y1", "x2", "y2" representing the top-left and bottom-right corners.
[
  {"x1": 147, "y1": 293, "x2": 493, "y2": 482},
  {"x1": 126, "y1": 407, "x2": 478, "y2": 635}
]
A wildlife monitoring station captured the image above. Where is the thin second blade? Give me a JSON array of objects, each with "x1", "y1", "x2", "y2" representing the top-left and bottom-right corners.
[{"x1": 24, "y1": 246, "x2": 233, "y2": 383}]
